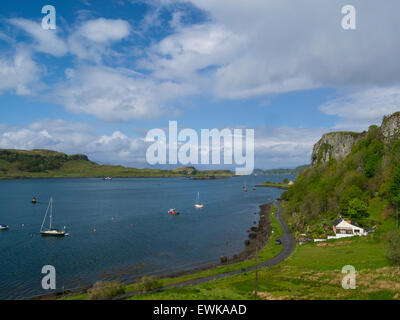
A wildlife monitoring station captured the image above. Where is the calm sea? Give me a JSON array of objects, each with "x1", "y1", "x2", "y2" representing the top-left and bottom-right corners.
[{"x1": 0, "y1": 174, "x2": 292, "y2": 299}]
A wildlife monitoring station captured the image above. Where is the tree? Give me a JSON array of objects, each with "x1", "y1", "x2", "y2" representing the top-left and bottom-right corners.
[
  {"x1": 339, "y1": 185, "x2": 365, "y2": 216},
  {"x1": 346, "y1": 198, "x2": 369, "y2": 220},
  {"x1": 283, "y1": 178, "x2": 289, "y2": 184},
  {"x1": 388, "y1": 166, "x2": 400, "y2": 228},
  {"x1": 383, "y1": 231, "x2": 400, "y2": 266}
]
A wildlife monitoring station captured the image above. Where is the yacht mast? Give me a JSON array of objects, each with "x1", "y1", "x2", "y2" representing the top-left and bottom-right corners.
[
  {"x1": 41, "y1": 198, "x2": 51, "y2": 231},
  {"x1": 49, "y1": 198, "x2": 53, "y2": 230}
]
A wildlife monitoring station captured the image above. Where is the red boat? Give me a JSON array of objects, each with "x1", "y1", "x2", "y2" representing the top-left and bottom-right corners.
[{"x1": 168, "y1": 208, "x2": 180, "y2": 215}]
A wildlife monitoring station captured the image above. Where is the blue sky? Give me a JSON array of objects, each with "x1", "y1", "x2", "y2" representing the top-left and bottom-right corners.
[{"x1": 1, "y1": 0, "x2": 400, "y2": 170}]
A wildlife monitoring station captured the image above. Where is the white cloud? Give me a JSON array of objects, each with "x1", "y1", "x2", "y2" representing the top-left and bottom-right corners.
[
  {"x1": 8, "y1": 18, "x2": 67, "y2": 56},
  {"x1": 51, "y1": 65, "x2": 195, "y2": 121},
  {"x1": 79, "y1": 18, "x2": 131, "y2": 43},
  {"x1": 253, "y1": 126, "x2": 329, "y2": 168},
  {"x1": 0, "y1": 120, "x2": 147, "y2": 166},
  {"x1": 318, "y1": 87, "x2": 400, "y2": 131},
  {"x1": 0, "y1": 48, "x2": 41, "y2": 95},
  {"x1": 138, "y1": 0, "x2": 400, "y2": 100}
]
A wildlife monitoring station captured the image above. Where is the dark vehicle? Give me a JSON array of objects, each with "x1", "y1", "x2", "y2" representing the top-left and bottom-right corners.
[{"x1": 275, "y1": 239, "x2": 282, "y2": 245}]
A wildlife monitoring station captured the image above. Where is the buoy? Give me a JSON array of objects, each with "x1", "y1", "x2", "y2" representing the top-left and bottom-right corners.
[
  {"x1": 22, "y1": 224, "x2": 24, "y2": 228},
  {"x1": 93, "y1": 228, "x2": 97, "y2": 232},
  {"x1": 111, "y1": 217, "x2": 114, "y2": 221}
]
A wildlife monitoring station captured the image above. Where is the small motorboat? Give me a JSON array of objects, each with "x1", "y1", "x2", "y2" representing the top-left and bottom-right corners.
[
  {"x1": 168, "y1": 208, "x2": 180, "y2": 215},
  {"x1": 104, "y1": 176, "x2": 112, "y2": 180},
  {"x1": 0, "y1": 224, "x2": 9, "y2": 230}
]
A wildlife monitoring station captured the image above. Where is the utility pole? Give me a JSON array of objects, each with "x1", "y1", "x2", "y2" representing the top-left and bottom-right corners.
[
  {"x1": 226, "y1": 240, "x2": 229, "y2": 261},
  {"x1": 254, "y1": 242, "x2": 258, "y2": 300}
]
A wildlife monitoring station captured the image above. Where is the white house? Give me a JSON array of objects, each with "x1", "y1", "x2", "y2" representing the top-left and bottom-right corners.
[{"x1": 328, "y1": 218, "x2": 367, "y2": 239}]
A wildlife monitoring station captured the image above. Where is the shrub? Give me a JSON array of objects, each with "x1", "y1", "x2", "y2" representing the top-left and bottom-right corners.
[
  {"x1": 383, "y1": 231, "x2": 400, "y2": 266},
  {"x1": 347, "y1": 198, "x2": 369, "y2": 219},
  {"x1": 87, "y1": 281, "x2": 126, "y2": 300},
  {"x1": 137, "y1": 276, "x2": 162, "y2": 293}
]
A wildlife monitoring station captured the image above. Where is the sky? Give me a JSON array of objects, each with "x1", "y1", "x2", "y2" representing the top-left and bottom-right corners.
[{"x1": 1, "y1": 0, "x2": 400, "y2": 170}]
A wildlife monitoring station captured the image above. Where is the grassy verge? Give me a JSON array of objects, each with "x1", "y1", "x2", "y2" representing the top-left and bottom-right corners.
[
  {"x1": 60, "y1": 204, "x2": 283, "y2": 300},
  {"x1": 129, "y1": 233, "x2": 399, "y2": 300},
  {"x1": 257, "y1": 182, "x2": 289, "y2": 189}
]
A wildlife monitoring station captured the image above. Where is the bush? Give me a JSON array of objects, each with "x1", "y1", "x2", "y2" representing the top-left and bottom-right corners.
[
  {"x1": 347, "y1": 198, "x2": 369, "y2": 219},
  {"x1": 87, "y1": 281, "x2": 126, "y2": 300},
  {"x1": 137, "y1": 276, "x2": 162, "y2": 293},
  {"x1": 383, "y1": 231, "x2": 400, "y2": 266}
]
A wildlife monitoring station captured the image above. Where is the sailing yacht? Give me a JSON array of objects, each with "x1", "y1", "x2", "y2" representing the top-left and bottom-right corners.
[
  {"x1": 194, "y1": 192, "x2": 204, "y2": 208},
  {"x1": 40, "y1": 198, "x2": 67, "y2": 236}
]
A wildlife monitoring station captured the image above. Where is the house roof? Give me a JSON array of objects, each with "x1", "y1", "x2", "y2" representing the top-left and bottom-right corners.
[
  {"x1": 333, "y1": 218, "x2": 343, "y2": 227},
  {"x1": 333, "y1": 217, "x2": 363, "y2": 229}
]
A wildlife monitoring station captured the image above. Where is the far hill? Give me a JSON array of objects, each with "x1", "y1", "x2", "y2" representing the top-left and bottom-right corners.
[
  {"x1": 254, "y1": 165, "x2": 309, "y2": 175},
  {"x1": 281, "y1": 112, "x2": 400, "y2": 238},
  {"x1": 0, "y1": 149, "x2": 233, "y2": 179}
]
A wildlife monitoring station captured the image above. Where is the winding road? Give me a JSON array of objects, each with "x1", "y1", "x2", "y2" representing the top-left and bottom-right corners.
[{"x1": 116, "y1": 201, "x2": 295, "y2": 300}]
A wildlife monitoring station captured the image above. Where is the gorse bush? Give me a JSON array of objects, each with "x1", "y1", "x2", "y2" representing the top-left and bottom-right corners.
[
  {"x1": 87, "y1": 281, "x2": 126, "y2": 300},
  {"x1": 137, "y1": 276, "x2": 162, "y2": 293},
  {"x1": 383, "y1": 231, "x2": 400, "y2": 266}
]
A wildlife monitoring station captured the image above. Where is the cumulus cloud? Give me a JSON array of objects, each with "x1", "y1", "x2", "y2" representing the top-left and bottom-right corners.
[
  {"x1": 253, "y1": 126, "x2": 329, "y2": 168},
  {"x1": 0, "y1": 48, "x2": 41, "y2": 95},
  {"x1": 79, "y1": 18, "x2": 130, "y2": 43},
  {"x1": 0, "y1": 120, "x2": 147, "y2": 166},
  {"x1": 67, "y1": 18, "x2": 131, "y2": 62},
  {"x1": 8, "y1": 18, "x2": 67, "y2": 56},
  {"x1": 51, "y1": 65, "x2": 195, "y2": 121},
  {"x1": 318, "y1": 87, "x2": 400, "y2": 131}
]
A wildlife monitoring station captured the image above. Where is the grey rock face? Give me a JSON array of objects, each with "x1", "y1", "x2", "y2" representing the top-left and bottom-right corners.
[
  {"x1": 311, "y1": 132, "x2": 365, "y2": 166},
  {"x1": 381, "y1": 112, "x2": 400, "y2": 141}
]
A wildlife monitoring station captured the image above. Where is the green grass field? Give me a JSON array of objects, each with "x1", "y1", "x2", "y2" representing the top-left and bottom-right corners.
[{"x1": 129, "y1": 234, "x2": 399, "y2": 300}]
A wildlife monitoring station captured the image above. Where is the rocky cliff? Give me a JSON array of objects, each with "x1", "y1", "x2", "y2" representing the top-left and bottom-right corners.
[
  {"x1": 311, "y1": 131, "x2": 366, "y2": 166},
  {"x1": 381, "y1": 112, "x2": 400, "y2": 142},
  {"x1": 311, "y1": 112, "x2": 400, "y2": 166}
]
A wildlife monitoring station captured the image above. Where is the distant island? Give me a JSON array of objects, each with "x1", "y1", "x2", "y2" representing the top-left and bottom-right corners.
[
  {"x1": 253, "y1": 164, "x2": 309, "y2": 175},
  {"x1": 0, "y1": 149, "x2": 233, "y2": 179}
]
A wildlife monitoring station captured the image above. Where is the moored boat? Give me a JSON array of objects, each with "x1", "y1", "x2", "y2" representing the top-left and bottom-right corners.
[
  {"x1": 40, "y1": 197, "x2": 67, "y2": 237},
  {"x1": 194, "y1": 192, "x2": 204, "y2": 208},
  {"x1": 0, "y1": 224, "x2": 9, "y2": 230},
  {"x1": 168, "y1": 208, "x2": 180, "y2": 215}
]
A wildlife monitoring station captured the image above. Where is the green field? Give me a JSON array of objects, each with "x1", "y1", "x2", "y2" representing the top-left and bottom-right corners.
[{"x1": 129, "y1": 234, "x2": 399, "y2": 300}]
